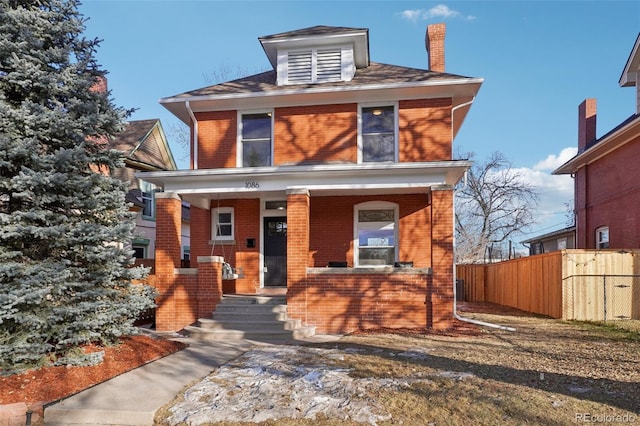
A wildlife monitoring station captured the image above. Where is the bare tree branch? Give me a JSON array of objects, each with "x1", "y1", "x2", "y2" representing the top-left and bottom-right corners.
[{"x1": 455, "y1": 151, "x2": 539, "y2": 263}]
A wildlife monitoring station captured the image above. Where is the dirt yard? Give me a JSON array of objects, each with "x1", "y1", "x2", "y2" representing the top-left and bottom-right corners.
[{"x1": 158, "y1": 302, "x2": 640, "y2": 425}]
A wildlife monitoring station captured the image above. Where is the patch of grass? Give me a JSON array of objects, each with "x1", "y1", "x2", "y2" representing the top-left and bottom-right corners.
[{"x1": 569, "y1": 320, "x2": 640, "y2": 341}]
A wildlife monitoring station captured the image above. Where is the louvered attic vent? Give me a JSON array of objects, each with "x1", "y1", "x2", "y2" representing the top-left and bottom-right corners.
[
  {"x1": 277, "y1": 46, "x2": 354, "y2": 86},
  {"x1": 287, "y1": 50, "x2": 313, "y2": 83}
]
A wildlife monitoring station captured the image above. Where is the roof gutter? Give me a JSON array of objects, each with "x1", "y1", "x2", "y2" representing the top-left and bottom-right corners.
[
  {"x1": 451, "y1": 96, "x2": 476, "y2": 141},
  {"x1": 452, "y1": 170, "x2": 517, "y2": 332},
  {"x1": 186, "y1": 101, "x2": 198, "y2": 170}
]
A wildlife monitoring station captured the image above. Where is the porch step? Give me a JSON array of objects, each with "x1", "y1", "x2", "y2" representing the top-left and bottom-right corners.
[{"x1": 184, "y1": 294, "x2": 315, "y2": 342}]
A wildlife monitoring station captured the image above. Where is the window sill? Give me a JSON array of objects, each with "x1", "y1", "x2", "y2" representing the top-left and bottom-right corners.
[{"x1": 209, "y1": 239, "x2": 236, "y2": 245}]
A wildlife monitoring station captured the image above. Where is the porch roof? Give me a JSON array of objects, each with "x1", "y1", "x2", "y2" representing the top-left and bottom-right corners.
[{"x1": 137, "y1": 161, "x2": 470, "y2": 209}]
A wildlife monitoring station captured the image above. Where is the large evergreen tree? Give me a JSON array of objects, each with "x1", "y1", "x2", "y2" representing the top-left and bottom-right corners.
[{"x1": 0, "y1": 0, "x2": 155, "y2": 371}]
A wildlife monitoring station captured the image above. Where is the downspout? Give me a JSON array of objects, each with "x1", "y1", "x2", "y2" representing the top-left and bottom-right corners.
[
  {"x1": 451, "y1": 98, "x2": 516, "y2": 332},
  {"x1": 186, "y1": 101, "x2": 198, "y2": 170}
]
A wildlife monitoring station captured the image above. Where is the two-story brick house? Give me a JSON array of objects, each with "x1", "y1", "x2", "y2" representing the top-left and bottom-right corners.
[
  {"x1": 554, "y1": 33, "x2": 640, "y2": 249},
  {"x1": 139, "y1": 24, "x2": 483, "y2": 334}
]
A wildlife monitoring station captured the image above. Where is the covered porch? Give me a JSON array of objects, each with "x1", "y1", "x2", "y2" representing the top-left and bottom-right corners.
[{"x1": 139, "y1": 161, "x2": 467, "y2": 333}]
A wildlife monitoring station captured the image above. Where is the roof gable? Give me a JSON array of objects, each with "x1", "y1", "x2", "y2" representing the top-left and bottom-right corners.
[
  {"x1": 110, "y1": 119, "x2": 177, "y2": 171},
  {"x1": 620, "y1": 33, "x2": 640, "y2": 87}
]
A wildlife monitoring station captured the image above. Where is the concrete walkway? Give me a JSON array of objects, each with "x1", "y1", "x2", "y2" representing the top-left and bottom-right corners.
[{"x1": 43, "y1": 337, "x2": 254, "y2": 426}]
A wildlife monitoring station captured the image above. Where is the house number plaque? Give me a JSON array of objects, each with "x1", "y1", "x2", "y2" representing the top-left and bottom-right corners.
[{"x1": 245, "y1": 181, "x2": 260, "y2": 189}]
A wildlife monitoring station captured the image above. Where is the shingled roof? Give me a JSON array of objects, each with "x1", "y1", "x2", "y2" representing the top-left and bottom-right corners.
[
  {"x1": 109, "y1": 119, "x2": 176, "y2": 171},
  {"x1": 258, "y1": 25, "x2": 368, "y2": 41},
  {"x1": 169, "y1": 62, "x2": 474, "y2": 99}
]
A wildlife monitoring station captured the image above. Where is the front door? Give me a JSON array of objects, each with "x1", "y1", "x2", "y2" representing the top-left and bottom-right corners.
[{"x1": 264, "y1": 216, "x2": 287, "y2": 287}]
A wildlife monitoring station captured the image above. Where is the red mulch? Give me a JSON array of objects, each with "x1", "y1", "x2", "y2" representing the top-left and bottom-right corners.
[{"x1": 0, "y1": 334, "x2": 186, "y2": 406}]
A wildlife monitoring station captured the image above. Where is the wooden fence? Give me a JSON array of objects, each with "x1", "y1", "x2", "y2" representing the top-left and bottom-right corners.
[{"x1": 457, "y1": 249, "x2": 640, "y2": 320}]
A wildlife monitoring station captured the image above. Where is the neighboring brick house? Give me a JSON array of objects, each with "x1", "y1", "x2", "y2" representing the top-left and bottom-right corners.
[
  {"x1": 139, "y1": 24, "x2": 483, "y2": 333},
  {"x1": 554, "y1": 33, "x2": 640, "y2": 249},
  {"x1": 109, "y1": 119, "x2": 189, "y2": 262}
]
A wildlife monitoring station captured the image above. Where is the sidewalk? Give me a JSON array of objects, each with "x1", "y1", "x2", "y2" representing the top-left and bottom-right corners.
[{"x1": 43, "y1": 337, "x2": 254, "y2": 426}]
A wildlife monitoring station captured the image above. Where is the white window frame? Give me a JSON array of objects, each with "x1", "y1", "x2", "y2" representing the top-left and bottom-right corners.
[
  {"x1": 139, "y1": 179, "x2": 156, "y2": 220},
  {"x1": 596, "y1": 226, "x2": 609, "y2": 249},
  {"x1": 212, "y1": 207, "x2": 234, "y2": 241},
  {"x1": 132, "y1": 245, "x2": 147, "y2": 259},
  {"x1": 353, "y1": 201, "x2": 399, "y2": 267},
  {"x1": 237, "y1": 110, "x2": 274, "y2": 167},
  {"x1": 357, "y1": 102, "x2": 399, "y2": 164}
]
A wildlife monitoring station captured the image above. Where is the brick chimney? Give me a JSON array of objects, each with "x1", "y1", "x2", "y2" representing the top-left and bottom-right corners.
[
  {"x1": 578, "y1": 98, "x2": 597, "y2": 152},
  {"x1": 426, "y1": 23, "x2": 446, "y2": 73},
  {"x1": 90, "y1": 75, "x2": 108, "y2": 93}
]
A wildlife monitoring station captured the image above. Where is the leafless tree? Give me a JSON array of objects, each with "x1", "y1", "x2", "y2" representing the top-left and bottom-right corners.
[
  {"x1": 455, "y1": 151, "x2": 539, "y2": 264},
  {"x1": 169, "y1": 63, "x2": 262, "y2": 162}
]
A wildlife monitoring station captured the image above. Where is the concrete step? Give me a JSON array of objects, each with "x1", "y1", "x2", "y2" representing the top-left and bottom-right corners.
[
  {"x1": 197, "y1": 318, "x2": 302, "y2": 331},
  {"x1": 220, "y1": 295, "x2": 286, "y2": 305},
  {"x1": 215, "y1": 304, "x2": 288, "y2": 314},
  {"x1": 185, "y1": 294, "x2": 316, "y2": 343},
  {"x1": 184, "y1": 325, "x2": 315, "y2": 342},
  {"x1": 212, "y1": 311, "x2": 289, "y2": 322}
]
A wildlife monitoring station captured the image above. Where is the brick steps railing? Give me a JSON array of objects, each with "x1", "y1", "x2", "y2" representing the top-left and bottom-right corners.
[{"x1": 184, "y1": 295, "x2": 315, "y2": 342}]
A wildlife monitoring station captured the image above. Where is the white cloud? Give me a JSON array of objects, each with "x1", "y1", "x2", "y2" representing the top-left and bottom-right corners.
[
  {"x1": 400, "y1": 9, "x2": 424, "y2": 22},
  {"x1": 532, "y1": 147, "x2": 578, "y2": 171},
  {"x1": 511, "y1": 150, "x2": 577, "y2": 241},
  {"x1": 399, "y1": 4, "x2": 476, "y2": 22},
  {"x1": 427, "y1": 4, "x2": 461, "y2": 19}
]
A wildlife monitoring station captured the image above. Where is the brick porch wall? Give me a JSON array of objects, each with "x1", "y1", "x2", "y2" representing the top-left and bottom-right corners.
[
  {"x1": 429, "y1": 188, "x2": 455, "y2": 329},
  {"x1": 288, "y1": 270, "x2": 429, "y2": 334},
  {"x1": 154, "y1": 193, "x2": 225, "y2": 332}
]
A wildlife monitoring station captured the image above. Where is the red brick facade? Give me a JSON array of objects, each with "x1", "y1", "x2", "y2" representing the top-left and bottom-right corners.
[
  {"x1": 275, "y1": 104, "x2": 358, "y2": 165},
  {"x1": 575, "y1": 135, "x2": 640, "y2": 248},
  {"x1": 566, "y1": 95, "x2": 640, "y2": 249},
  {"x1": 149, "y1": 24, "x2": 476, "y2": 333}
]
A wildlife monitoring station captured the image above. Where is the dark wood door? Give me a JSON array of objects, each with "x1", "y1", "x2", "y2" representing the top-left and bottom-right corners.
[{"x1": 264, "y1": 217, "x2": 287, "y2": 287}]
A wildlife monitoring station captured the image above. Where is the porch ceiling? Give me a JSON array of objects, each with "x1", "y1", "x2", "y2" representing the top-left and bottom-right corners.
[{"x1": 137, "y1": 161, "x2": 470, "y2": 209}]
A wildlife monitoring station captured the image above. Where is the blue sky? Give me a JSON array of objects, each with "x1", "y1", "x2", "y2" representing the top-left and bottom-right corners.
[{"x1": 79, "y1": 0, "x2": 639, "y2": 245}]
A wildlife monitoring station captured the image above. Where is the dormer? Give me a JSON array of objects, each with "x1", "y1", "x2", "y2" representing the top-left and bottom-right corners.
[{"x1": 259, "y1": 25, "x2": 370, "y2": 86}]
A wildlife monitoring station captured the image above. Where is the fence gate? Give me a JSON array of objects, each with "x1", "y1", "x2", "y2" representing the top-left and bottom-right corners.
[
  {"x1": 609, "y1": 275, "x2": 634, "y2": 320},
  {"x1": 563, "y1": 274, "x2": 640, "y2": 321}
]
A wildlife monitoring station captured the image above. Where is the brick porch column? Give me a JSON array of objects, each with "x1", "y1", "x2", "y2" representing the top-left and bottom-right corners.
[
  {"x1": 430, "y1": 187, "x2": 455, "y2": 329},
  {"x1": 285, "y1": 188, "x2": 310, "y2": 321},
  {"x1": 154, "y1": 192, "x2": 182, "y2": 331},
  {"x1": 197, "y1": 256, "x2": 224, "y2": 318}
]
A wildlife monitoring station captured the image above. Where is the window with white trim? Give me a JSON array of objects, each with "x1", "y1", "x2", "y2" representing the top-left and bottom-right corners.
[
  {"x1": 596, "y1": 226, "x2": 609, "y2": 249},
  {"x1": 354, "y1": 202, "x2": 398, "y2": 267},
  {"x1": 139, "y1": 180, "x2": 156, "y2": 219},
  {"x1": 240, "y1": 112, "x2": 272, "y2": 167},
  {"x1": 212, "y1": 207, "x2": 234, "y2": 241},
  {"x1": 360, "y1": 105, "x2": 396, "y2": 163}
]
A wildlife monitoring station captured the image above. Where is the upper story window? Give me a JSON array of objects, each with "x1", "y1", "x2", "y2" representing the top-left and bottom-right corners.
[
  {"x1": 240, "y1": 112, "x2": 272, "y2": 167},
  {"x1": 277, "y1": 46, "x2": 355, "y2": 86},
  {"x1": 596, "y1": 226, "x2": 609, "y2": 249},
  {"x1": 212, "y1": 207, "x2": 234, "y2": 241},
  {"x1": 354, "y1": 201, "x2": 398, "y2": 267},
  {"x1": 139, "y1": 180, "x2": 156, "y2": 220},
  {"x1": 359, "y1": 105, "x2": 397, "y2": 163}
]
